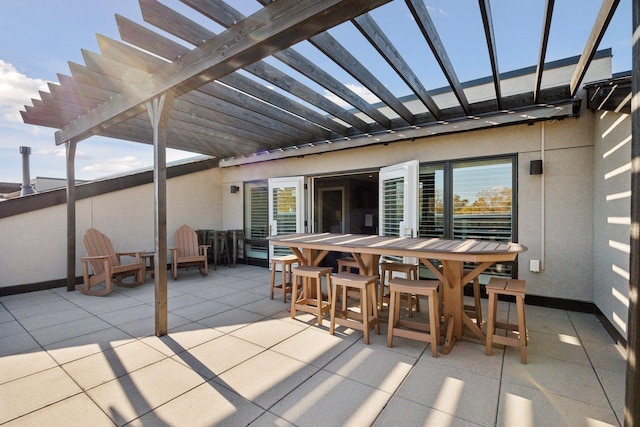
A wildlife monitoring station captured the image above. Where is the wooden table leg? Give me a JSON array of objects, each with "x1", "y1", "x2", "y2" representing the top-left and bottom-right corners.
[
  {"x1": 440, "y1": 313, "x2": 456, "y2": 355},
  {"x1": 442, "y1": 260, "x2": 464, "y2": 341},
  {"x1": 351, "y1": 253, "x2": 379, "y2": 276}
]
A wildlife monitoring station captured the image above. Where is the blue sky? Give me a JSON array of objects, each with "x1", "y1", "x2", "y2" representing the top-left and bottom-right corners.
[{"x1": 0, "y1": 0, "x2": 632, "y2": 183}]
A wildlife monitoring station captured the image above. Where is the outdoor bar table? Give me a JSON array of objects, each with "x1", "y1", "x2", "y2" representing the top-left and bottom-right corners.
[{"x1": 268, "y1": 232, "x2": 527, "y2": 354}]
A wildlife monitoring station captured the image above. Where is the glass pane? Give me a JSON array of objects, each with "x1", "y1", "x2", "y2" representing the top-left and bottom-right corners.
[
  {"x1": 452, "y1": 158, "x2": 513, "y2": 277},
  {"x1": 245, "y1": 182, "x2": 268, "y2": 260},
  {"x1": 381, "y1": 176, "x2": 404, "y2": 237},
  {"x1": 452, "y1": 159, "x2": 512, "y2": 241},
  {"x1": 272, "y1": 185, "x2": 298, "y2": 257},
  {"x1": 273, "y1": 187, "x2": 298, "y2": 235},
  {"x1": 418, "y1": 164, "x2": 445, "y2": 238}
]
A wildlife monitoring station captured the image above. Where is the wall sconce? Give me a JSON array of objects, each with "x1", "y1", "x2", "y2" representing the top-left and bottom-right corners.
[
  {"x1": 530, "y1": 160, "x2": 543, "y2": 175},
  {"x1": 230, "y1": 185, "x2": 240, "y2": 194}
]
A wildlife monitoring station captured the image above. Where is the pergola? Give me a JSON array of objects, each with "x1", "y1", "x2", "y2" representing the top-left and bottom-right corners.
[{"x1": 18, "y1": 0, "x2": 640, "y2": 423}]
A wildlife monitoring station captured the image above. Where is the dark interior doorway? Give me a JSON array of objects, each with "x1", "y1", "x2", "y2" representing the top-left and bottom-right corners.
[
  {"x1": 314, "y1": 172, "x2": 379, "y2": 235},
  {"x1": 314, "y1": 172, "x2": 379, "y2": 270}
]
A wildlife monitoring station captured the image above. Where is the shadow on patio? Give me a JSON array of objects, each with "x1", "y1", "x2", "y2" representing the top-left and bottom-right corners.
[{"x1": 0, "y1": 265, "x2": 625, "y2": 426}]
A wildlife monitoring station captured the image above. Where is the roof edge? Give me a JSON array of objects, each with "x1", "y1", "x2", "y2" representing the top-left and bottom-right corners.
[{"x1": 0, "y1": 157, "x2": 218, "y2": 219}]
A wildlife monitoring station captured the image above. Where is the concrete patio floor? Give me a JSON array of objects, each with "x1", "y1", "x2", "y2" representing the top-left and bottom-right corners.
[{"x1": 0, "y1": 264, "x2": 626, "y2": 426}]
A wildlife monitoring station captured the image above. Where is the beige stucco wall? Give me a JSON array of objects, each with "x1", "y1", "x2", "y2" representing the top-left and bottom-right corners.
[
  {"x1": 221, "y1": 100, "x2": 597, "y2": 303},
  {"x1": 0, "y1": 167, "x2": 221, "y2": 288},
  {"x1": 593, "y1": 110, "x2": 632, "y2": 338}
]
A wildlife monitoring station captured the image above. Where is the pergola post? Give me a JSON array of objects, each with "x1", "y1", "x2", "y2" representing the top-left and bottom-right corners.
[
  {"x1": 146, "y1": 92, "x2": 174, "y2": 337},
  {"x1": 66, "y1": 140, "x2": 76, "y2": 292},
  {"x1": 626, "y1": 0, "x2": 640, "y2": 425}
]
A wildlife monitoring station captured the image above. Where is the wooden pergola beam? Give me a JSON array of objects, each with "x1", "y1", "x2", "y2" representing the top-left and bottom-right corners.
[
  {"x1": 116, "y1": 16, "x2": 334, "y2": 142},
  {"x1": 353, "y1": 13, "x2": 442, "y2": 121},
  {"x1": 406, "y1": 0, "x2": 471, "y2": 115},
  {"x1": 140, "y1": 0, "x2": 367, "y2": 133},
  {"x1": 478, "y1": 0, "x2": 502, "y2": 109},
  {"x1": 569, "y1": 0, "x2": 620, "y2": 96},
  {"x1": 309, "y1": 31, "x2": 414, "y2": 126},
  {"x1": 534, "y1": 0, "x2": 554, "y2": 103},
  {"x1": 55, "y1": 0, "x2": 391, "y2": 145}
]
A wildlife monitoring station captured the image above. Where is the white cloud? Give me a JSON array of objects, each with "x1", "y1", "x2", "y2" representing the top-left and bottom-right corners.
[
  {"x1": 82, "y1": 155, "x2": 144, "y2": 174},
  {"x1": 0, "y1": 60, "x2": 48, "y2": 122},
  {"x1": 324, "y1": 83, "x2": 381, "y2": 108},
  {"x1": 33, "y1": 145, "x2": 66, "y2": 157},
  {"x1": 426, "y1": 6, "x2": 449, "y2": 17}
]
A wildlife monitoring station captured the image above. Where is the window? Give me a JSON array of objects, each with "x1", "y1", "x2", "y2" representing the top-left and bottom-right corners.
[
  {"x1": 381, "y1": 176, "x2": 405, "y2": 236},
  {"x1": 418, "y1": 156, "x2": 516, "y2": 278},
  {"x1": 452, "y1": 159, "x2": 513, "y2": 242},
  {"x1": 418, "y1": 163, "x2": 445, "y2": 238},
  {"x1": 244, "y1": 181, "x2": 268, "y2": 261}
]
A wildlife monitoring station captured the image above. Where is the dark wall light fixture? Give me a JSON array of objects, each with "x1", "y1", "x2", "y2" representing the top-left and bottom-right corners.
[
  {"x1": 530, "y1": 160, "x2": 543, "y2": 175},
  {"x1": 230, "y1": 185, "x2": 240, "y2": 194}
]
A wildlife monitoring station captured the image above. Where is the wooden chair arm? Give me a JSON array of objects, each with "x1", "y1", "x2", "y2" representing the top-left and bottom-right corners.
[
  {"x1": 81, "y1": 255, "x2": 110, "y2": 276},
  {"x1": 116, "y1": 251, "x2": 142, "y2": 262},
  {"x1": 199, "y1": 245, "x2": 209, "y2": 256},
  {"x1": 81, "y1": 255, "x2": 110, "y2": 261}
]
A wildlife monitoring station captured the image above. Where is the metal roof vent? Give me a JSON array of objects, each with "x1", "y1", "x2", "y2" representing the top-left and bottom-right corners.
[{"x1": 19, "y1": 146, "x2": 37, "y2": 196}]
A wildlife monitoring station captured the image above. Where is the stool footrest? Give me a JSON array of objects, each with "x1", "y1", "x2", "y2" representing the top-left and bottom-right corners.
[
  {"x1": 494, "y1": 320, "x2": 518, "y2": 332},
  {"x1": 394, "y1": 319, "x2": 431, "y2": 333},
  {"x1": 387, "y1": 278, "x2": 440, "y2": 357},
  {"x1": 486, "y1": 278, "x2": 527, "y2": 364},
  {"x1": 330, "y1": 274, "x2": 379, "y2": 344}
]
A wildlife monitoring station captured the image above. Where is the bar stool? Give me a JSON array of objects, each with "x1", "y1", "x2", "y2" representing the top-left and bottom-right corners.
[
  {"x1": 337, "y1": 256, "x2": 361, "y2": 274},
  {"x1": 329, "y1": 272, "x2": 379, "y2": 344},
  {"x1": 336, "y1": 256, "x2": 364, "y2": 300},
  {"x1": 209, "y1": 230, "x2": 230, "y2": 270},
  {"x1": 386, "y1": 278, "x2": 440, "y2": 358},
  {"x1": 291, "y1": 265, "x2": 333, "y2": 326},
  {"x1": 463, "y1": 268, "x2": 483, "y2": 325},
  {"x1": 485, "y1": 277, "x2": 528, "y2": 364},
  {"x1": 270, "y1": 254, "x2": 298, "y2": 302},
  {"x1": 379, "y1": 261, "x2": 420, "y2": 316},
  {"x1": 227, "y1": 229, "x2": 245, "y2": 267}
]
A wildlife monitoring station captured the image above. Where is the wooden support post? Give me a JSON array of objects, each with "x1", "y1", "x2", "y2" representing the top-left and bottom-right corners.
[
  {"x1": 626, "y1": 1, "x2": 640, "y2": 425},
  {"x1": 146, "y1": 92, "x2": 174, "y2": 337},
  {"x1": 66, "y1": 141, "x2": 76, "y2": 292}
]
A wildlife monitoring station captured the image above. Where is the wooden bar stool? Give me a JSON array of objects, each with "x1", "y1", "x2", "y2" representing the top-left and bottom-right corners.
[
  {"x1": 337, "y1": 256, "x2": 361, "y2": 274},
  {"x1": 463, "y1": 267, "x2": 483, "y2": 326},
  {"x1": 336, "y1": 256, "x2": 365, "y2": 299},
  {"x1": 291, "y1": 265, "x2": 333, "y2": 326},
  {"x1": 209, "y1": 230, "x2": 230, "y2": 270},
  {"x1": 227, "y1": 229, "x2": 245, "y2": 267},
  {"x1": 387, "y1": 278, "x2": 440, "y2": 357},
  {"x1": 270, "y1": 254, "x2": 299, "y2": 302},
  {"x1": 485, "y1": 278, "x2": 528, "y2": 363},
  {"x1": 379, "y1": 261, "x2": 420, "y2": 316},
  {"x1": 329, "y1": 272, "x2": 380, "y2": 344}
]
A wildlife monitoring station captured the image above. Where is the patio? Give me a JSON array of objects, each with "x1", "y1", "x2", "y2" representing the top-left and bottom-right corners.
[{"x1": 0, "y1": 264, "x2": 625, "y2": 426}]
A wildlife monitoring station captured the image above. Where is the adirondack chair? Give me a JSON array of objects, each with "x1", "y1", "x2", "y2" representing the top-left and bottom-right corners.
[
  {"x1": 171, "y1": 224, "x2": 209, "y2": 279},
  {"x1": 79, "y1": 228, "x2": 145, "y2": 296}
]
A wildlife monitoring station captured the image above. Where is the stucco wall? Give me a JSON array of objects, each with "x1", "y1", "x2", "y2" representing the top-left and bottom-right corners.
[
  {"x1": 222, "y1": 104, "x2": 597, "y2": 303},
  {"x1": 593, "y1": 110, "x2": 632, "y2": 338},
  {"x1": 0, "y1": 167, "x2": 222, "y2": 288}
]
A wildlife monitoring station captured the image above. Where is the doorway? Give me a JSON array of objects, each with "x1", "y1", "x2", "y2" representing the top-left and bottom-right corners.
[
  {"x1": 319, "y1": 187, "x2": 345, "y2": 233},
  {"x1": 312, "y1": 172, "x2": 379, "y2": 235}
]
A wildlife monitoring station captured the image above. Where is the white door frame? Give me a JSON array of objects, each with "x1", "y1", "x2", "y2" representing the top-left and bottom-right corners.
[
  {"x1": 379, "y1": 160, "x2": 419, "y2": 238},
  {"x1": 379, "y1": 160, "x2": 419, "y2": 266},
  {"x1": 268, "y1": 176, "x2": 305, "y2": 262}
]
